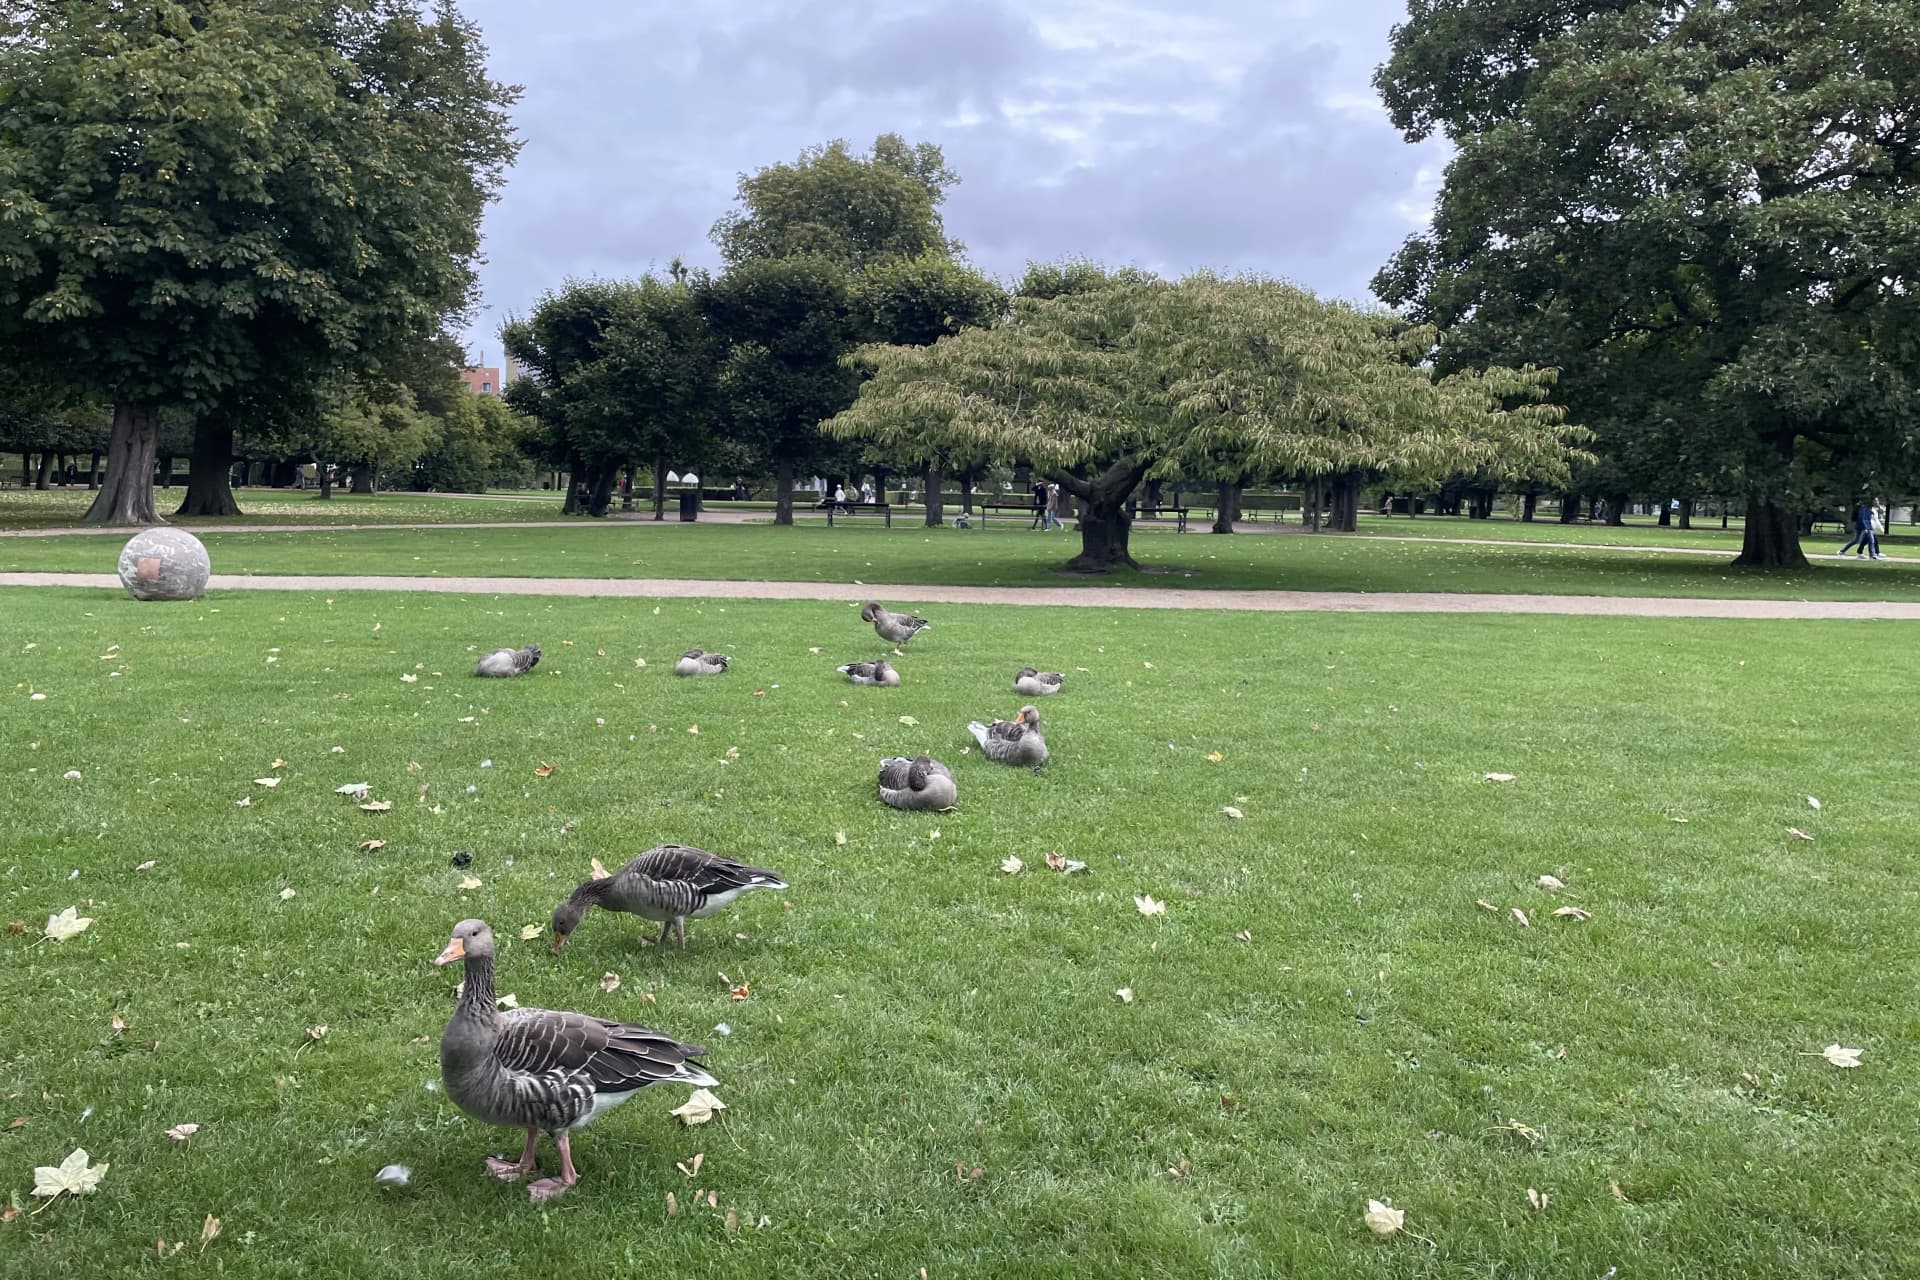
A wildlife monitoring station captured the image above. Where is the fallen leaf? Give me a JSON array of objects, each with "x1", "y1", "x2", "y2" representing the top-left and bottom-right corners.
[
  {"x1": 519, "y1": 924, "x2": 542, "y2": 941},
  {"x1": 1001, "y1": 856, "x2": 1023, "y2": 875},
  {"x1": 1786, "y1": 827, "x2": 1814, "y2": 842},
  {"x1": 665, "y1": 1191, "x2": 679, "y2": 1216},
  {"x1": 62, "y1": 770, "x2": 81, "y2": 781},
  {"x1": 1807, "y1": 796, "x2": 1821, "y2": 810},
  {"x1": 200, "y1": 1213, "x2": 221, "y2": 1247},
  {"x1": 1134, "y1": 894, "x2": 1166, "y2": 916},
  {"x1": 1222, "y1": 806, "x2": 1244, "y2": 820},
  {"x1": 688, "y1": 724, "x2": 699, "y2": 735},
  {"x1": 1167, "y1": 1158, "x2": 1190, "y2": 1178},
  {"x1": 1114, "y1": 987, "x2": 1134, "y2": 1004},
  {"x1": 671, "y1": 1089, "x2": 727, "y2": 1126},
  {"x1": 590, "y1": 857, "x2": 612, "y2": 879},
  {"x1": 1510, "y1": 908, "x2": 1531, "y2": 927},
  {"x1": 360, "y1": 800, "x2": 393, "y2": 812},
  {"x1": 44, "y1": 907, "x2": 93, "y2": 942},
  {"x1": 357, "y1": 840, "x2": 386, "y2": 853},
  {"x1": 600, "y1": 971, "x2": 621, "y2": 993},
  {"x1": 307, "y1": 1024, "x2": 328, "y2": 1041},
  {"x1": 279, "y1": 888, "x2": 297, "y2": 902},
  {"x1": 834, "y1": 830, "x2": 847, "y2": 846},
  {"x1": 1236, "y1": 930, "x2": 1253, "y2": 943},
  {"x1": 1537, "y1": 874, "x2": 1564, "y2": 891},
  {"x1": 110, "y1": 1013, "x2": 126, "y2": 1036},
  {"x1": 726, "y1": 1208, "x2": 739, "y2": 1233},
  {"x1": 1609, "y1": 1179, "x2": 1631, "y2": 1203},
  {"x1": 32, "y1": 1149, "x2": 107, "y2": 1198},
  {"x1": 1206, "y1": 751, "x2": 1224, "y2": 763},
  {"x1": 1820, "y1": 1043, "x2": 1863, "y2": 1068},
  {"x1": 271, "y1": 759, "x2": 287, "y2": 769},
  {"x1": 253, "y1": 776, "x2": 281, "y2": 788},
  {"x1": 1363, "y1": 1199, "x2": 1404, "y2": 1237},
  {"x1": 1484, "y1": 772, "x2": 1516, "y2": 783},
  {"x1": 6, "y1": 1117, "x2": 23, "y2": 1130},
  {"x1": 457, "y1": 876, "x2": 481, "y2": 891},
  {"x1": 235, "y1": 796, "x2": 252, "y2": 808},
  {"x1": 533, "y1": 763, "x2": 555, "y2": 778},
  {"x1": 165, "y1": 1123, "x2": 199, "y2": 1142},
  {"x1": 898, "y1": 715, "x2": 919, "y2": 726},
  {"x1": 1143, "y1": 661, "x2": 1155, "y2": 669},
  {"x1": 335, "y1": 783, "x2": 371, "y2": 797},
  {"x1": 1526, "y1": 1187, "x2": 1549, "y2": 1213},
  {"x1": 5, "y1": 920, "x2": 24, "y2": 935},
  {"x1": 1475, "y1": 898, "x2": 1499, "y2": 913},
  {"x1": 729, "y1": 983, "x2": 750, "y2": 1001},
  {"x1": 498, "y1": 994, "x2": 518, "y2": 1009},
  {"x1": 1552, "y1": 906, "x2": 1592, "y2": 921},
  {"x1": 134, "y1": 861, "x2": 155, "y2": 872}
]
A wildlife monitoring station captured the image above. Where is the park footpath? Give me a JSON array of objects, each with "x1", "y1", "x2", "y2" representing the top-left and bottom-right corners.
[{"x1": 3, "y1": 570, "x2": 1918, "y2": 619}]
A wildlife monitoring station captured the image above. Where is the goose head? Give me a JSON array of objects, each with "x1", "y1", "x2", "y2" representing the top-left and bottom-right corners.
[{"x1": 435, "y1": 918, "x2": 495, "y2": 967}]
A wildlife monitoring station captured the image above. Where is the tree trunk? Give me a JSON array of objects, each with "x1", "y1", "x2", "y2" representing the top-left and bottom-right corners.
[
  {"x1": 348, "y1": 464, "x2": 374, "y2": 494},
  {"x1": 651, "y1": 457, "x2": 668, "y2": 520},
  {"x1": 1604, "y1": 494, "x2": 1627, "y2": 526},
  {"x1": 1521, "y1": 492, "x2": 1537, "y2": 522},
  {"x1": 87, "y1": 452, "x2": 100, "y2": 489},
  {"x1": 959, "y1": 472, "x2": 975, "y2": 515},
  {"x1": 1559, "y1": 492, "x2": 1579, "y2": 524},
  {"x1": 82, "y1": 403, "x2": 163, "y2": 524},
  {"x1": 175, "y1": 418, "x2": 243, "y2": 517},
  {"x1": 1325, "y1": 473, "x2": 1360, "y2": 532},
  {"x1": 1306, "y1": 478, "x2": 1322, "y2": 531},
  {"x1": 923, "y1": 465, "x2": 945, "y2": 527},
  {"x1": 1059, "y1": 457, "x2": 1146, "y2": 572},
  {"x1": 34, "y1": 451, "x2": 52, "y2": 490},
  {"x1": 158, "y1": 454, "x2": 173, "y2": 488},
  {"x1": 872, "y1": 468, "x2": 891, "y2": 504},
  {"x1": 17, "y1": 452, "x2": 28, "y2": 486},
  {"x1": 1678, "y1": 496, "x2": 1694, "y2": 530},
  {"x1": 1146, "y1": 477, "x2": 1165, "y2": 509},
  {"x1": 1732, "y1": 498, "x2": 1808, "y2": 568},
  {"x1": 319, "y1": 464, "x2": 334, "y2": 499},
  {"x1": 560, "y1": 452, "x2": 582, "y2": 514},
  {"x1": 1211, "y1": 479, "x2": 1241, "y2": 534},
  {"x1": 772, "y1": 457, "x2": 796, "y2": 525},
  {"x1": 587, "y1": 466, "x2": 616, "y2": 517},
  {"x1": 1657, "y1": 502, "x2": 1672, "y2": 527}
]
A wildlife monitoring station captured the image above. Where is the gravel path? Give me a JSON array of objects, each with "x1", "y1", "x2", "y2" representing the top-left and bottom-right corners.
[{"x1": 5, "y1": 571, "x2": 1918, "y2": 618}]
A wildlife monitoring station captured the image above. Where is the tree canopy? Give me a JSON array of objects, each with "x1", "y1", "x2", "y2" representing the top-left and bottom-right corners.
[
  {"x1": 828, "y1": 270, "x2": 1583, "y2": 571},
  {"x1": 0, "y1": 0, "x2": 519, "y2": 522},
  {"x1": 1373, "y1": 0, "x2": 1920, "y2": 565}
]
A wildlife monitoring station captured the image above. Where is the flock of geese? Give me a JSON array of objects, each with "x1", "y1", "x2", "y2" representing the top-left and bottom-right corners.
[{"x1": 439, "y1": 601, "x2": 1066, "y2": 1200}]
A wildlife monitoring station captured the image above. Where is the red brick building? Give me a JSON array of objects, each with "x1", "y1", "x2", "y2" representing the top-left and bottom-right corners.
[{"x1": 459, "y1": 366, "x2": 502, "y2": 396}]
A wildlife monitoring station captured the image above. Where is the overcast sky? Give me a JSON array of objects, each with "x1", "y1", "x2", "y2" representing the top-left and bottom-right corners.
[{"x1": 454, "y1": 0, "x2": 1444, "y2": 365}]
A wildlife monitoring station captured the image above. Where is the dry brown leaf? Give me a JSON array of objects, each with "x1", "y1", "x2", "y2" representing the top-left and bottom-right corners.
[
  {"x1": 834, "y1": 830, "x2": 847, "y2": 846},
  {"x1": 110, "y1": 1013, "x2": 126, "y2": 1036},
  {"x1": 1510, "y1": 907, "x2": 1531, "y2": 927},
  {"x1": 673, "y1": 1091, "x2": 726, "y2": 1126},
  {"x1": 200, "y1": 1213, "x2": 222, "y2": 1248},
  {"x1": 1526, "y1": 1187, "x2": 1548, "y2": 1213},
  {"x1": 729, "y1": 983, "x2": 750, "y2": 1001},
  {"x1": 358, "y1": 839, "x2": 386, "y2": 852},
  {"x1": 1552, "y1": 906, "x2": 1592, "y2": 921},
  {"x1": 665, "y1": 1191, "x2": 679, "y2": 1216},
  {"x1": 1819, "y1": 1043, "x2": 1863, "y2": 1068},
  {"x1": 600, "y1": 971, "x2": 621, "y2": 993},
  {"x1": 1475, "y1": 898, "x2": 1499, "y2": 913},
  {"x1": 533, "y1": 762, "x2": 555, "y2": 778},
  {"x1": 270, "y1": 759, "x2": 286, "y2": 769},
  {"x1": 360, "y1": 800, "x2": 392, "y2": 812},
  {"x1": 1537, "y1": 874, "x2": 1564, "y2": 891},
  {"x1": 591, "y1": 857, "x2": 612, "y2": 879},
  {"x1": 1000, "y1": 856, "x2": 1023, "y2": 875},
  {"x1": 135, "y1": 860, "x2": 156, "y2": 872},
  {"x1": 165, "y1": 1123, "x2": 199, "y2": 1142},
  {"x1": 1206, "y1": 751, "x2": 1224, "y2": 763},
  {"x1": 1786, "y1": 827, "x2": 1814, "y2": 842},
  {"x1": 725, "y1": 1208, "x2": 739, "y2": 1233},
  {"x1": 1609, "y1": 1179, "x2": 1631, "y2": 1203},
  {"x1": 1363, "y1": 1199, "x2": 1404, "y2": 1237}
]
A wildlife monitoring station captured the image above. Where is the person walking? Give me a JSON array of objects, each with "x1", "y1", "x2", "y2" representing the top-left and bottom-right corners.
[
  {"x1": 1868, "y1": 497, "x2": 1888, "y2": 559},
  {"x1": 1838, "y1": 498, "x2": 1877, "y2": 558},
  {"x1": 1049, "y1": 482, "x2": 1070, "y2": 531},
  {"x1": 1030, "y1": 479, "x2": 1049, "y2": 530},
  {"x1": 832, "y1": 482, "x2": 848, "y2": 514}
]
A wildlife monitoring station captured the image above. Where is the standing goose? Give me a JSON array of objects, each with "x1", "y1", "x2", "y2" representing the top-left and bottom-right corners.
[
  {"x1": 1013, "y1": 667, "x2": 1065, "y2": 697},
  {"x1": 550, "y1": 844, "x2": 787, "y2": 952},
  {"x1": 674, "y1": 649, "x2": 730, "y2": 677},
  {"x1": 837, "y1": 659, "x2": 901, "y2": 687},
  {"x1": 434, "y1": 919, "x2": 716, "y2": 1202},
  {"x1": 968, "y1": 705, "x2": 1049, "y2": 766},
  {"x1": 860, "y1": 602, "x2": 929, "y2": 647},
  {"x1": 877, "y1": 755, "x2": 956, "y2": 810},
  {"x1": 474, "y1": 644, "x2": 541, "y2": 678}
]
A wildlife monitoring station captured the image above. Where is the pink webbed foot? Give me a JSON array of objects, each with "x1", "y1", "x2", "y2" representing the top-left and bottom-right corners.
[
  {"x1": 527, "y1": 1175, "x2": 574, "y2": 1202},
  {"x1": 485, "y1": 1155, "x2": 530, "y2": 1181}
]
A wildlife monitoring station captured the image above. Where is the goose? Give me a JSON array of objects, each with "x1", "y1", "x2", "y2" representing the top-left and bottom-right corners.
[
  {"x1": 837, "y1": 659, "x2": 901, "y2": 687},
  {"x1": 674, "y1": 649, "x2": 730, "y2": 677},
  {"x1": 967, "y1": 705, "x2": 1049, "y2": 766},
  {"x1": 860, "y1": 602, "x2": 929, "y2": 647},
  {"x1": 1013, "y1": 667, "x2": 1065, "y2": 697},
  {"x1": 551, "y1": 845, "x2": 787, "y2": 952},
  {"x1": 474, "y1": 645, "x2": 540, "y2": 678},
  {"x1": 878, "y1": 754, "x2": 956, "y2": 810},
  {"x1": 434, "y1": 918, "x2": 717, "y2": 1202}
]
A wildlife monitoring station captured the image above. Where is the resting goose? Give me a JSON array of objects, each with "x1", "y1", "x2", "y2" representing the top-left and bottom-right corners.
[
  {"x1": 837, "y1": 659, "x2": 901, "y2": 687},
  {"x1": 968, "y1": 705, "x2": 1049, "y2": 766},
  {"x1": 878, "y1": 754, "x2": 957, "y2": 810},
  {"x1": 674, "y1": 649, "x2": 730, "y2": 677},
  {"x1": 1013, "y1": 667, "x2": 1065, "y2": 697},
  {"x1": 434, "y1": 919, "x2": 716, "y2": 1202},
  {"x1": 860, "y1": 602, "x2": 929, "y2": 647},
  {"x1": 551, "y1": 845, "x2": 787, "y2": 952},
  {"x1": 474, "y1": 645, "x2": 541, "y2": 678}
]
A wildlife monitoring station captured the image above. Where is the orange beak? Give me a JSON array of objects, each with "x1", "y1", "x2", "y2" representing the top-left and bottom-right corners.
[
  {"x1": 550, "y1": 932, "x2": 568, "y2": 954},
  {"x1": 434, "y1": 936, "x2": 465, "y2": 967}
]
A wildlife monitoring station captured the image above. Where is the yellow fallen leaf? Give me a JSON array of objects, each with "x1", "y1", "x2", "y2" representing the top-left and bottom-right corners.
[
  {"x1": 671, "y1": 1089, "x2": 727, "y2": 1125},
  {"x1": 1537, "y1": 874, "x2": 1564, "y2": 891},
  {"x1": 1551, "y1": 906, "x2": 1591, "y2": 921},
  {"x1": 1001, "y1": 856, "x2": 1023, "y2": 875},
  {"x1": 1206, "y1": 751, "x2": 1224, "y2": 763},
  {"x1": 200, "y1": 1213, "x2": 222, "y2": 1246},
  {"x1": 898, "y1": 715, "x2": 919, "y2": 726},
  {"x1": 1222, "y1": 806, "x2": 1244, "y2": 820},
  {"x1": 1363, "y1": 1199, "x2": 1404, "y2": 1237},
  {"x1": 519, "y1": 923, "x2": 542, "y2": 941},
  {"x1": 600, "y1": 971, "x2": 621, "y2": 993},
  {"x1": 44, "y1": 907, "x2": 93, "y2": 942},
  {"x1": 271, "y1": 759, "x2": 287, "y2": 769},
  {"x1": 1134, "y1": 894, "x2": 1166, "y2": 916},
  {"x1": 457, "y1": 875, "x2": 481, "y2": 890},
  {"x1": 834, "y1": 830, "x2": 847, "y2": 846},
  {"x1": 358, "y1": 839, "x2": 386, "y2": 852},
  {"x1": 1484, "y1": 772, "x2": 1516, "y2": 783},
  {"x1": 360, "y1": 800, "x2": 392, "y2": 812},
  {"x1": 591, "y1": 857, "x2": 612, "y2": 879},
  {"x1": 1820, "y1": 1043, "x2": 1863, "y2": 1068},
  {"x1": 533, "y1": 762, "x2": 555, "y2": 778},
  {"x1": 1510, "y1": 907, "x2": 1531, "y2": 927},
  {"x1": 253, "y1": 777, "x2": 281, "y2": 788},
  {"x1": 1786, "y1": 827, "x2": 1814, "y2": 842}
]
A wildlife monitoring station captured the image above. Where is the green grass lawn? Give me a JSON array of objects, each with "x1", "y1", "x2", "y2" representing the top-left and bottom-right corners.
[
  {"x1": 6, "y1": 519, "x2": 1918, "y2": 602},
  {"x1": 0, "y1": 487, "x2": 567, "y2": 530},
  {"x1": 4, "y1": 586, "x2": 1918, "y2": 1276}
]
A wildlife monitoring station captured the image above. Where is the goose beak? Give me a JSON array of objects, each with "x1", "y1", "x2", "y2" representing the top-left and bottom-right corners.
[
  {"x1": 434, "y1": 936, "x2": 465, "y2": 967},
  {"x1": 550, "y1": 932, "x2": 568, "y2": 954}
]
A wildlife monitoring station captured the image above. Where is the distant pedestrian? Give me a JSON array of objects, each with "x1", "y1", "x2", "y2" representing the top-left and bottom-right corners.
[
  {"x1": 1838, "y1": 499, "x2": 1879, "y2": 558},
  {"x1": 1030, "y1": 480, "x2": 1048, "y2": 530},
  {"x1": 1048, "y1": 482, "x2": 1070, "y2": 531},
  {"x1": 860, "y1": 480, "x2": 875, "y2": 504}
]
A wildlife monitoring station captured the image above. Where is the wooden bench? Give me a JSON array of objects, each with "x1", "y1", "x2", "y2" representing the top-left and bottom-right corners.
[
  {"x1": 975, "y1": 500, "x2": 1051, "y2": 526},
  {"x1": 1134, "y1": 505, "x2": 1190, "y2": 532},
  {"x1": 819, "y1": 500, "x2": 892, "y2": 527}
]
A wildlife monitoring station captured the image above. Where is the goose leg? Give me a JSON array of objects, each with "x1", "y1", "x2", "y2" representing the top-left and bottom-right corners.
[
  {"x1": 676, "y1": 918, "x2": 688, "y2": 950},
  {"x1": 527, "y1": 1133, "x2": 579, "y2": 1202},
  {"x1": 486, "y1": 1128, "x2": 539, "y2": 1181},
  {"x1": 655, "y1": 920, "x2": 671, "y2": 948}
]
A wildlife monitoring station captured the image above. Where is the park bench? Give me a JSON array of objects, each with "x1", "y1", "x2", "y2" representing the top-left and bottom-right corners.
[
  {"x1": 1238, "y1": 495, "x2": 1302, "y2": 522},
  {"x1": 819, "y1": 500, "x2": 892, "y2": 527},
  {"x1": 1134, "y1": 504, "x2": 1190, "y2": 532},
  {"x1": 976, "y1": 499, "x2": 1051, "y2": 526}
]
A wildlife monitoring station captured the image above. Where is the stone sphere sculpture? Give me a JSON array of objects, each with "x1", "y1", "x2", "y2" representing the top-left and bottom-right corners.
[{"x1": 117, "y1": 528, "x2": 211, "y2": 601}]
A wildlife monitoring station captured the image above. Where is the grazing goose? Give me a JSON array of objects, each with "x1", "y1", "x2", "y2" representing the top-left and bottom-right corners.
[
  {"x1": 860, "y1": 601, "x2": 929, "y2": 647},
  {"x1": 673, "y1": 649, "x2": 730, "y2": 677},
  {"x1": 434, "y1": 919, "x2": 717, "y2": 1202},
  {"x1": 474, "y1": 644, "x2": 541, "y2": 678},
  {"x1": 551, "y1": 845, "x2": 787, "y2": 952},
  {"x1": 878, "y1": 754, "x2": 957, "y2": 810},
  {"x1": 968, "y1": 705, "x2": 1049, "y2": 766},
  {"x1": 1013, "y1": 667, "x2": 1065, "y2": 697},
  {"x1": 837, "y1": 659, "x2": 901, "y2": 687}
]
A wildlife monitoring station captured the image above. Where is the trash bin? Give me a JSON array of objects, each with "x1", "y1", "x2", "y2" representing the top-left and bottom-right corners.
[{"x1": 678, "y1": 490, "x2": 699, "y2": 522}]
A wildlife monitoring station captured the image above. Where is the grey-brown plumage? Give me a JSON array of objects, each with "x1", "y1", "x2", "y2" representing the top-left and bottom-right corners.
[
  {"x1": 838, "y1": 659, "x2": 900, "y2": 687},
  {"x1": 674, "y1": 649, "x2": 729, "y2": 677},
  {"x1": 860, "y1": 601, "x2": 929, "y2": 646},
  {"x1": 475, "y1": 645, "x2": 540, "y2": 678},
  {"x1": 434, "y1": 919, "x2": 716, "y2": 1202},
  {"x1": 550, "y1": 845, "x2": 787, "y2": 952},
  {"x1": 1013, "y1": 667, "x2": 1064, "y2": 696},
  {"x1": 968, "y1": 705, "x2": 1049, "y2": 766},
  {"x1": 878, "y1": 754, "x2": 956, "y2": 810}
]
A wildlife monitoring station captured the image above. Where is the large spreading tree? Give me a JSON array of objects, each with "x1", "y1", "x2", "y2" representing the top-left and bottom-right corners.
[
  {"x1": 1373, "y1": 0, "x2": 1920, "y2": 567},
  {"x1": 828, "y1": 269, "x2": 1583, "y2": 572},
  {"x1": 0, "y1": 0, "x2": 519, "y2": 524}
]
